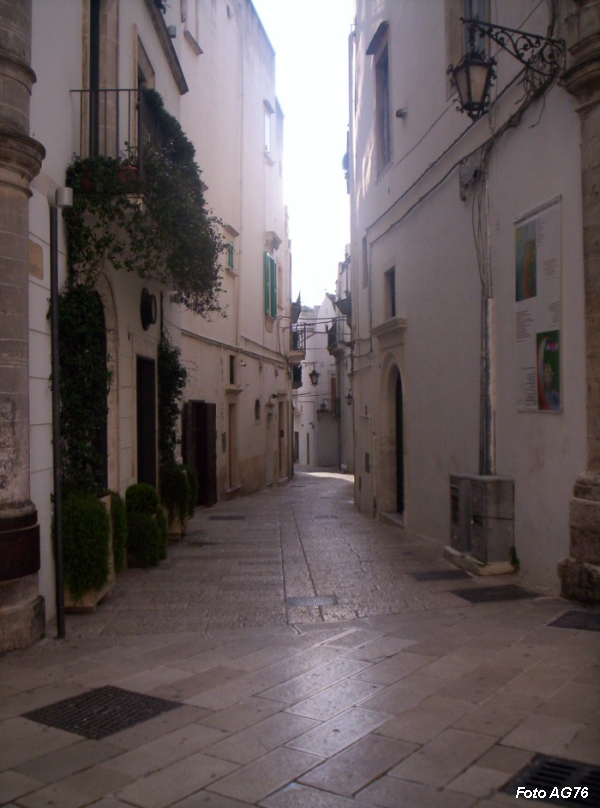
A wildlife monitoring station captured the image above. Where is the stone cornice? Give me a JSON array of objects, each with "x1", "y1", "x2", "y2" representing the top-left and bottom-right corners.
[
  {"x1": 0, "y1": 129, "x2": 45, "y2": 187},
  {"x1": 143, "y1": 0, "x2": 189, "y2": 95}
]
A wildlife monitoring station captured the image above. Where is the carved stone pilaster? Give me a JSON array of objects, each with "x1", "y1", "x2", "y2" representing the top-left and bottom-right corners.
[
  {"x1": 0, "y1": 0, "x2": 45, "y2": 650},
  {"x1": 559, "y1": 0, "x2": 600, "y2": 601}
]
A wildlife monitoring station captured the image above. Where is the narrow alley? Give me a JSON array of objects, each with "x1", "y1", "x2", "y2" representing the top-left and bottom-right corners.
[{"x1": 0, "y1": 472, "x2": 598, "y2": 807}]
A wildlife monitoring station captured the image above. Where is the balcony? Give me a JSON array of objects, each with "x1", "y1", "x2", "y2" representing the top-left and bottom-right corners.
[
  {"x1": 288, "y1": 322, "x2": 306, "y2": 364},
  {"x1": 71, "y1": 88, "x2": 169, "y2": 172},
  {"x1": 292, "y1": 365, "x2": 302, "y2": 389},
  {"x1": 327, "y1": 318, "x2": 348, "y2": 358}
]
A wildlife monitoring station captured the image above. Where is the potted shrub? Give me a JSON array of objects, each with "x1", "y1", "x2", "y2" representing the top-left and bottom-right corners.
[
  {"x1": 63, "y1": 493, "x2": 115, "y2": 612},
  {"x1": 125, "y1": 483, "x2": 161, "y2": 568},
  {"x1": 159, "y1": 464, "x2": 191, "y2": 541}
]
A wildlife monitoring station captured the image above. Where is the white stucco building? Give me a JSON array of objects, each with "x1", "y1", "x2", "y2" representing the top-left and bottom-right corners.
[
  {"x1": 0, "y1": 0, "x2": 292, "y2": 640},
  {"x1": 348, "y1": 0, "x2": 600, "y2": 595}
]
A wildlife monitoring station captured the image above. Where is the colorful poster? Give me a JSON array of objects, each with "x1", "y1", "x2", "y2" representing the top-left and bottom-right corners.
[{"x1": 515, "y1": 198, "x2": 561, "y2": 412}]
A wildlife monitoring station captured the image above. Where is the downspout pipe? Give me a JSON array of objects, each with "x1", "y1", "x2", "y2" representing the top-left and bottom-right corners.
[{"x1": 49, "y1": 187, "x2": 73, "y2": 639}]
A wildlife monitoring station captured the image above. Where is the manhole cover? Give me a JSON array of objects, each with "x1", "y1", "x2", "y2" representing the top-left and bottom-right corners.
[
  {"x1": 502, "y1": 754, "x2": 600, "y2": 805},
  {"x1": 549, "y1": 610, "x2": 600, "y2": 632},
  {"x1": 451, "y1": 584, "x2": 537, "y2": 603},
  {"x1": 24, "y1": 686, "x2": 181, "y2": 740},
  {"x1": 286, "y1": 595, "x2": 337, "y2": 607},
  {"x1": 410, "y1": 570, "x2": 471, "y2": 581},
  {"x1": 208, "y1": 515, "x2": 245, "y2": 521}
]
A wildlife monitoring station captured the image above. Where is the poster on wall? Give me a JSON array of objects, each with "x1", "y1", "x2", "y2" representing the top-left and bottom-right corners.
[{"x1": 515, "y1": 196, "x2": 561, "y2": 412}]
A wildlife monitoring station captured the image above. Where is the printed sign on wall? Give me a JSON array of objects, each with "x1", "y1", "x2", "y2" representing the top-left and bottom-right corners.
[{"x1": 515, "y1": 197, "x2": 561, "y2": 412}]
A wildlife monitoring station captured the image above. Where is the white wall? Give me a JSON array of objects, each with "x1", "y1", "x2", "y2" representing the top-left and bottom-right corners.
[{"x1": 350, "y1": 0, "x2": 585, "y2": 590}]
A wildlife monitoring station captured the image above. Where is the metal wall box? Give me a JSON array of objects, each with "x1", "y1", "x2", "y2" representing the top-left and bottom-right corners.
[
  {"x1": 450, "y1": 474, "x2": 472, "y2": 553},
  {"x1": 469, "y1": 475, "x2": 514, "y2": 564}
]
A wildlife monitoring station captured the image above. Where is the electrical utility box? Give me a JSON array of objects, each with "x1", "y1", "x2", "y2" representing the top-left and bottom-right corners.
[
  {"x1": 450, "y1": 475, "x2": 472, "y2": 553},
  {"x1": 469, "y1": 476, "x2": 514, "y2": 564}
]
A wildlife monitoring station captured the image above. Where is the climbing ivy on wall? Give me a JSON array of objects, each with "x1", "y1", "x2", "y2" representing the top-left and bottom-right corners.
[
  {"x1": 57, "y1": 282, "x2": 112, "y2": 496},
  {"x1": 64, "y1": 89, "x2": 225, "y2": 316},
  {"x1": 158, "y1": 329, "x2": 188, "y2": 466}
]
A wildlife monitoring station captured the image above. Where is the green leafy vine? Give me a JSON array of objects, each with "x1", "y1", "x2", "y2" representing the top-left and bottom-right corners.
[{"x1": 64, "y1": 89, "x2": 225, "y2": 315}]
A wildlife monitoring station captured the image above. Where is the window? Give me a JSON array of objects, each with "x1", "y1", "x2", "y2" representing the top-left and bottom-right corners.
[
  {"x1": 463, "y1": 0, "x2": 490, "y2": 52},
  {"x1": 264, "y1": 252, "x2": 277, "y2": 317},
  {"x1": 229, "y1": 355, "x2": 235, "y2": 384},
  {"x1": 375, "y1": 45, "x2": 391, "y2": 171},
  {"x1": 362, "y1": 236, "x2": 369, "y2": 289},
  {"x1": 384, "y1": 267, "x2": 396, "y2": 319},
  {"x1": 227, "y1": 241, "x2": 235, "y2": 270},
  {"x1": 446, "y1": 0, "x2": 491, "y2": 96},
  {"x1": 255, "y1": 399, "x2": 261, "y2": 421},
  {"x1": 264, "y1": 100, "x2": 274, "y2": 154}
]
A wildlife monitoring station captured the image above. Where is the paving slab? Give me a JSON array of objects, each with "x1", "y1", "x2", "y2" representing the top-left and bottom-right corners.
[{"x1": 0, "y1": 471, "x2": 597, "y2": 806}]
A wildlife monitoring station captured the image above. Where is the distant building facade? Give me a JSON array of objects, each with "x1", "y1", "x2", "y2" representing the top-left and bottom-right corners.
[{"x1": 293, "y1": 299, "x2": 339, "y2": 468}]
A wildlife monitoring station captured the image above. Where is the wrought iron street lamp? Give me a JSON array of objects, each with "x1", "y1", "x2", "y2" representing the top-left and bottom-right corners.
[
  {"x1": 309, "y1": 368, "x2": 320, "y2": 387},
  {"x1": 448, "y1": 18, "x2": 566, "y2": 121}
]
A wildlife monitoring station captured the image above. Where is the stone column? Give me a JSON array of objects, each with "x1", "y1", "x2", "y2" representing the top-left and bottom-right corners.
[
  {"x1": 0, "y1": 0, "x2": 45, "y2": 650},
  {"x1": 558, "y1": 0, "x2": 600, "y2": 601}
]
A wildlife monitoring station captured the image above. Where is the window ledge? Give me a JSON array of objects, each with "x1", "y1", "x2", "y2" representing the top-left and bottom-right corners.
[
  {"x1": 225, "y1": 384, "x2": 243, "y2": 395},
  {"x1": 372, "y1": 316, "x2": 407, "y2": 349}
]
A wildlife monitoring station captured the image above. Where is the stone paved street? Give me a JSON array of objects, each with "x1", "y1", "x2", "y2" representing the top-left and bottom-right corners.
[{"x1": 0, "y1": 470, "x2": 599, "y2": 807}]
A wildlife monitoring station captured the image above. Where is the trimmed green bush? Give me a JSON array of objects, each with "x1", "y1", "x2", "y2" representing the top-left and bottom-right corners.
[
  {"x1": 62, "y1": 494, "x2": 110, "y2": 600},
  {"x1": 125, "y1": 483, "x2": 159, "y2": 515},
  {"x1": 182, "y1": 465, "x2": 199, "y2": 517},
  {"x1": 156, "y1": 507, "x2": 168, "y2": 560},
  {"x1": 159, "y1": 464, "x2": 190, "y2": 526},
  {"x1": 126, "y1": 511, "x2": 159, "y2": 568},
  {"x1": 109, "y1": 491, "x2": 127, "y2": 573}
]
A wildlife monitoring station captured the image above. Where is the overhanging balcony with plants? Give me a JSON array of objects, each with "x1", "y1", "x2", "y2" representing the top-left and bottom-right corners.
[{"x1": 64, "y1": 87, "x2": 225, "y2": 317}]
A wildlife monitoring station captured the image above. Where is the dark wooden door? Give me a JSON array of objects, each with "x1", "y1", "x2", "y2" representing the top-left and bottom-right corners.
[
  {"x1": 183, "y1": 401, "x2": 217, "y2": 506},
  {"x1": 137, "y1": 356, "x2": 157, "y2": 487},
  {"x1": 396, "y1": 373, "x2": 404, "y2": 514}
]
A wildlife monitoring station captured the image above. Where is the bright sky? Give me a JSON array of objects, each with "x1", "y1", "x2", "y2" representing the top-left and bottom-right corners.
[{"x1": 251, "y1": 0, "x2": 354, "y2": 309}]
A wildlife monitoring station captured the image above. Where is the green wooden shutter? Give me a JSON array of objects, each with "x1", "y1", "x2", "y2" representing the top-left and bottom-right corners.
[
  {"x1": 264, "y1": 252, "x2": 270, "y2": 314},
  {"x1": 270, "y1": 256, "x2": 277, "y2": 317}
]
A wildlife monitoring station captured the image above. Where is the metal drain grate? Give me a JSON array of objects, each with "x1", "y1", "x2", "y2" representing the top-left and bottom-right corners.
[
  {"x1": 451, "y1": 584, "x2": 538, "y2": 603},
  {"x1": 286, "y1": 595, "x2": 337, "y2": 607},
  {"x1": 503, "y1": 754, "x2": 600, "y2": 805},
  {"x1": 410, "y1": 570, "x2": 471, "y2": 581},
  {"x1": 549, "y1": 610, "x2": 600, "y2": 632},
  {"x1": 313, "y1": 515, "x2": 339, "y2": 519},
  {"x1": 24, "y1": 686, "x2": 181, "y2": 740},
  {"x1": 208, "y1": 515, "x2": 245, "y2": 521}
]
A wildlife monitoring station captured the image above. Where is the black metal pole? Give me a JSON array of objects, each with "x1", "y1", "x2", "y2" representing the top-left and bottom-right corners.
[{"x1": 50, "y1": 204, "x2": 65, "y2": 639}]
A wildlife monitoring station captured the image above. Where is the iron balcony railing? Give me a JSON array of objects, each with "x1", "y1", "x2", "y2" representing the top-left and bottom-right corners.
[
  {"x1": 291, "y1": 322, "x2": 307, "y2": 353},
  {"x1": 70, "y1": 88, "x2": 168, "y2": 170},
  {"x1": 328, "y1": 318, "x2": 348, "y2": 351}
]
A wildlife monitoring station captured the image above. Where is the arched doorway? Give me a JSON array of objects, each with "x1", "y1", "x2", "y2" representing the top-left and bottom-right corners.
[
  {"x1": 378, "y1": 360, "x2": 405, "y2": 518},
  {"x1": 395, "y1": 372, "x2": 404, "y2": 514}
]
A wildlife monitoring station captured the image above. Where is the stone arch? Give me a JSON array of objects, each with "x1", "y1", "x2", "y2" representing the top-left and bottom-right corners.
[
  {"x1": 95, "y1": 271, "x2": 120, "y2": 493},
  {"x1": 378, "y1": 354, "x2": 405, "y2": 517}
]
